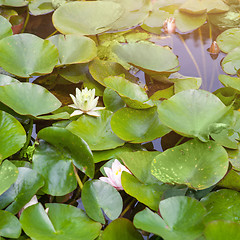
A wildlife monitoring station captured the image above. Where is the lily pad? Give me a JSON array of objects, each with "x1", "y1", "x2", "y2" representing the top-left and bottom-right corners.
[
  {"x1": 101, "y1": 218, "x2": 143, "y2": 240},
  {"x1": 112, "y1": 42, "x2": 179, "y2": 73},
  {"x1": 111, "y1": 107, "x2": 171, "y2": 143},
  {"x1": 204, "y1": 221, "x2": 240, "y2": 240},
  {"x1": 174, "y1": 10, "x2": 207, "y2": 33},
  {"x1": 0, "y1": 167, "x2": 44, "y2": 215},
  {"x1": 157, "y1": 89, "x2": 229, "y2": 141},
  {"x1": 0, "y1": 16, "x2": 12, "y2": 40},
  {"x1": 82, "y1": 180, "x2": 123, "y2": 224},
  {"x1": 0, "y1": 0, "x2": 28, "y2": 6},
  {"x1": 202, "y1": 0, "x2": 229, "y2": 13},
  {"x1": 179, "y1": 0, "x2": 206, "y2": 14},
  {"x1": 0, "y1": 33, "x2": 58, "y2": 78},
  {"x1": 221, "y1": 47, "x2": 240, "y2": 75},
  {"x1": 0, "y1": 210, "x2": 21, "y2": 238},
  {"x1": 0, "y1": 160, "x2": 18, "y2": 196},
  {"x1": 151, "y1": 139, "x2": 229, "y2": 190},
  {"x1": 217, "y1": 169, "x2": 240, "y2": 192},
  {"x1": 201, "y1": 189, "x2": 240, "y2": 223},
  {"x1": 66, "y1": 110, "x2": 125, "y2": 151},
  {"x1": 37, "y1": 127, "x2": 94, "y2": 178},
  {"x1": 52, "y1": 1, "x2": 124, "y2": 35},
  {"x1": 28, "y1": 0, "x2": 54, "y2": 16},
  {"x1": 216, "y1": 28, "x2": 240, "y2": 53},
  {"x1": 20, "y1": 203, "x2": 101, "y2": 240},
  {"x1": 219, "y1": 75, "x2": 240, "y2": 91},
  {"x1": 0, "y1": 82, "x2": 61, "y2": 116},
  {"x1": 134, "y1": 196, "x2": 206, "y2": 240},
  {"x1": 32, "y1": 141, "x2": 77, "y2": 196},
  {"x1": 0, "y1": 110, "x2": 26, "y2": 162},
  {"x1": 48, "y1": 34, "x2": 97, "y2": 66},
  {"x1": 0, "y1": 74, "x2": 19, "y2": 86}
]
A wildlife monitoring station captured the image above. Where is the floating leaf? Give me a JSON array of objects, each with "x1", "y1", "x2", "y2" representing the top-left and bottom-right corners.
[
  {"x1": 204, "y1": 221, "x2": 240, "y2": 240},
  {"x1": 157, "y1": 89, "x2": 229, "y2": 141},
  {"x1": 112, "y1": 42, "x2": 179, "y2": 73},
  {"x1": 20, "y1": 203, "x2": 101, "y2": 240},
  {"x1": 0, "y1": 83, "x2": 61, "y2": 116},
  {"x1": 111, "y1": 107, "x2": 171, "y2": 143},
  {"x1": 0, "y1": 33, "x2": 58, "y2": 77},
  {"x1": 67, "y1": 110, "x2": 125, "y2": 151},
  {"x1": 151, "y1": 139, "x2": 229, "y2": 190},
  {"x1": 0, "y1": 16, "x2": 12, "y2": 40},
  {"x1": 221, "y1": 47, "x2": 240, "y2": 75},
  {"x1": 0, "y1": 160, "x2": 18, "y2": 196},
  {"x1": 48, "y1": 34, "x2": 97, "y2": 66},
  {"x1": 134, "y1": 196, "x2": 206, "y2": 240},
  {"x1": 0, "y1": 210, "x2": 21, "y2": 238},
  {"x1": 82, "y1": 180, "x2": 123, "y2": 224},
  {"x1": 202, "y1": 0, "x2": 229, "y2": 14},
  {"x1": 103, "y1": 88, "x2": 125, "y2": 112},
  {"x1": 101, "y1": 218, "x2": 143, "y2": 240},
  {"x1": 0, "y1": 110, "x2": 26, "y2": 162},
  {"x1": 28, "y1": 0, "x2": 54, "y2": 16},
  {"x1": 216, "y1": 28, "x2": 240, "y2": 53},
  {"x1": 201, "y1": 189, "x2": 240, "y2": 223},
  {"x1": 179, "y1": 0, "x2": 207, "y2": 14},
  {"x1": 0, "y1": 0, "x2": 28, "y2": 6},
  {"x1": 219, "y1": 75, "x2": 240, "y2": 92},
  {"x1": 52, "y1": 1, "x2": 124, "y2": 35},
  {"x1": 0, "y1": 167, "x2": 44, "y2": 215},
  {"x1": 37, "y1": 127, "x2": 94, "y2": 178},
  {"x1": 0, "y1": 74, "x2": 19, "y2": 86}
]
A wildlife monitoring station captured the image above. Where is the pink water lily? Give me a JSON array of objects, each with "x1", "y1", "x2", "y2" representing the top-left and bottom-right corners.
[
  {"x1": 99, "y1": 159, "x2": 132, "y2": 190},
  {"x1": 163, "y1": 17, "x2": 176, "y2": 34}
]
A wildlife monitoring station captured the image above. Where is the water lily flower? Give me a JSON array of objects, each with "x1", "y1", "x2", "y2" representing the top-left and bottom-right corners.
[
  {"x1": 209, "y1": 41, "x2": 220, "y2": 55},
  {"x1": 99, "y1": 159, "x2": 132, "y2": 190},
  {"x1": 163, "y1": 17, "x2": 176, "y2": 34},
  {"x1": 68, "y1": 87, "x2": 105, "y2": 117}
]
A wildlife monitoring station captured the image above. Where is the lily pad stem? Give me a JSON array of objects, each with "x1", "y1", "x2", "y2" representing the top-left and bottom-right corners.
[
  {"x1": 46, "y1": 30, "x2": 58, "y2": 39},
  {"x1": 174, "y1": 136, "x2": 185, "y2": 147},
  {"x1": 73, "y1": 164, "x2": 83, "y2": 190},
  {"x1": 120, "y1": 199, "x2": 136, "y2": 217},
  {"x1": 21, "y1": 11, "x2": 30, "y2": 33}
]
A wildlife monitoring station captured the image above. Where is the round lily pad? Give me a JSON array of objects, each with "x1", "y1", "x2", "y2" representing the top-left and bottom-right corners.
[
  {"x1": 111, "y1": 107, "x2": 171, "y2": 143},
  {"x1": 179, "y1": 0, "x2": 207, "y2": 14},
  {"x1": 20, "y1": 203, "x2": 101, "y2": 240},
  {"x1": 0, "y1": 16, "x2": 12, "y2": 40},
  {"x1": 0, "y1": 0, "x2": 28, "y2": 6},
  {"x1": 157, "y1": 89, "x2": 229, "y2": 141},
  {"x1": 0, "y1": 74, "x2": 19, "y2": 86},
  {"x1": 52, "y1": 1, "x2": 124, "y2": 35},
  {"x1": 48, "y1": 34, "x2": 97, "y2": 66},
  {"x1": 0, "y1": 110, "x2": 26, "y2": 162},
  {"x1": 0, "y1": 33, "x2": 58, "y2": 78},
  {"x1": 112, "y1": 42, "x2": 179, "y2": 73},
  {"x1": 0, "y1": 83, "x2": 61, "y2": 116},
  {"x1": 151, "y1": 139, "x2": 229, "y2": 190},
  {"x1": 66, "y1": 110, "x2": 125, "y2": 151},
  {"x1": 219, "y1": 75, "x2": 240, "y2": 92}
]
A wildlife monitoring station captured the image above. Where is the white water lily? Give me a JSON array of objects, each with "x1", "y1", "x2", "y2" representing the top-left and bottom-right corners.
[
  {"x1": 68, "y1": 87, "x2": 105, "y2": 117},
  {"x1": 99, "y1": 159, "x2": 132, "y2": 190}
]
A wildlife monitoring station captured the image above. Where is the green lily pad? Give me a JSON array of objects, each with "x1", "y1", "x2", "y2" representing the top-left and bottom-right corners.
[
  {"x1": 0, "y1": 82, "x2": 61, "y2": 116},
  {"x1": 202, "y1": 0, "x2": 229, "y2": 13},
  {"x1": 101, "y1": 218, "x2": 143, "y2": 240},
  {"x1": 0, "y1": 33, "x2": 58, "y2": 78},
  {"x1": 0, "y1": 74, "x2": 19, "y2": 86},
  {"x1": 52, "y1": 1, "x2": 124, "y2": 35},
  {"x1": 37, "y1": 127, "x2": 94, "y2": 178},
  {"x1": 82, "y1": 180, "x2": 123, "y2": 224},
  {"x1": 0, "y1": 160, "x2": 18, "y2": 196},
  {"x1": 104, "y1": 76, "x2": 153, "y2": 109},
  {"x1": 100, "y1": 0, "x2": 151, "y2": 31},
  {"x1": 48, "y1": 34, "x2": 97, "y2": 66},
  {"x1": 0, "y1": 110, "x2": 26, "y2": 162},
  {"x1": 112, "y1": 42, "x2": 179, "y2": 73},
  {"x1": 28, "y1": 0, "x2": 54, "y2": 16},
  {"x1": 67, "y1": 110, "x2": 125, "y2": 151},
  {"x1": 217, "y1": 169, "x2": 240, "y2": 191},
  {"x1": 0, "y1": 167, "x2": 44, "y2": 215},
  {"x1": 174, "y1": 10, "x2": 207, "y2": 33},
  {"x1": 32, "y1": 141, "x2": 77, "y2": 196},
  {"x1": 122, "y1": 171, "x2": 168, "y2": 211},
  {"x1": 219, "y1": 75, "x2": 240, "y2": 91},
  {"x1": 134, "y1": 196, "x2": 206, "y2": 240},
  {"x1": 0, "y1": 0, "x2": 28, "y2": 6},
  {"x1": 227, "y1": 143, "x2": 240, "y2": 171},
  {"x1": 179, "y1": 0, "x2": 207, "y2": 14},
  {"x1": 0, "y1": 16, "x2": 12, "y2": 40},
  {"x1": 216, "y1": 28, "x2": 240, "y2": 53},
  {"x1": 0, "y1": 210, "x2": 21, "y2": 238},
  {"x1": 20, "y1": 203, "x2": 101, "y2": 240},
  {"x1": 151, "y1": 139, "x2": 229, "y2": 190},
  {"x1": 111, "y1": 107, "x2": 171, "y2": 143},
  {"x1": 221, "y1": 47, "x2": 240, "y2": 75},
  {"x1": 157, "y1": 89, "x2": 229, "y2": 141},
  {"x1": 201, "y1": 189, "x2": 240, "y2": 223},
  {"x1": 204, "y1": 221, "x2": 240, "y2": 240}
]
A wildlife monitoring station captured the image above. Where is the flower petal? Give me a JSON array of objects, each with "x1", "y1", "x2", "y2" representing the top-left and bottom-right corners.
[
  {"x1": 87, "y1": 111, "x2": 101, "y2": 117},
  {"x1": 70, "y1": 110, "x2": 83, "y2": 117}
]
